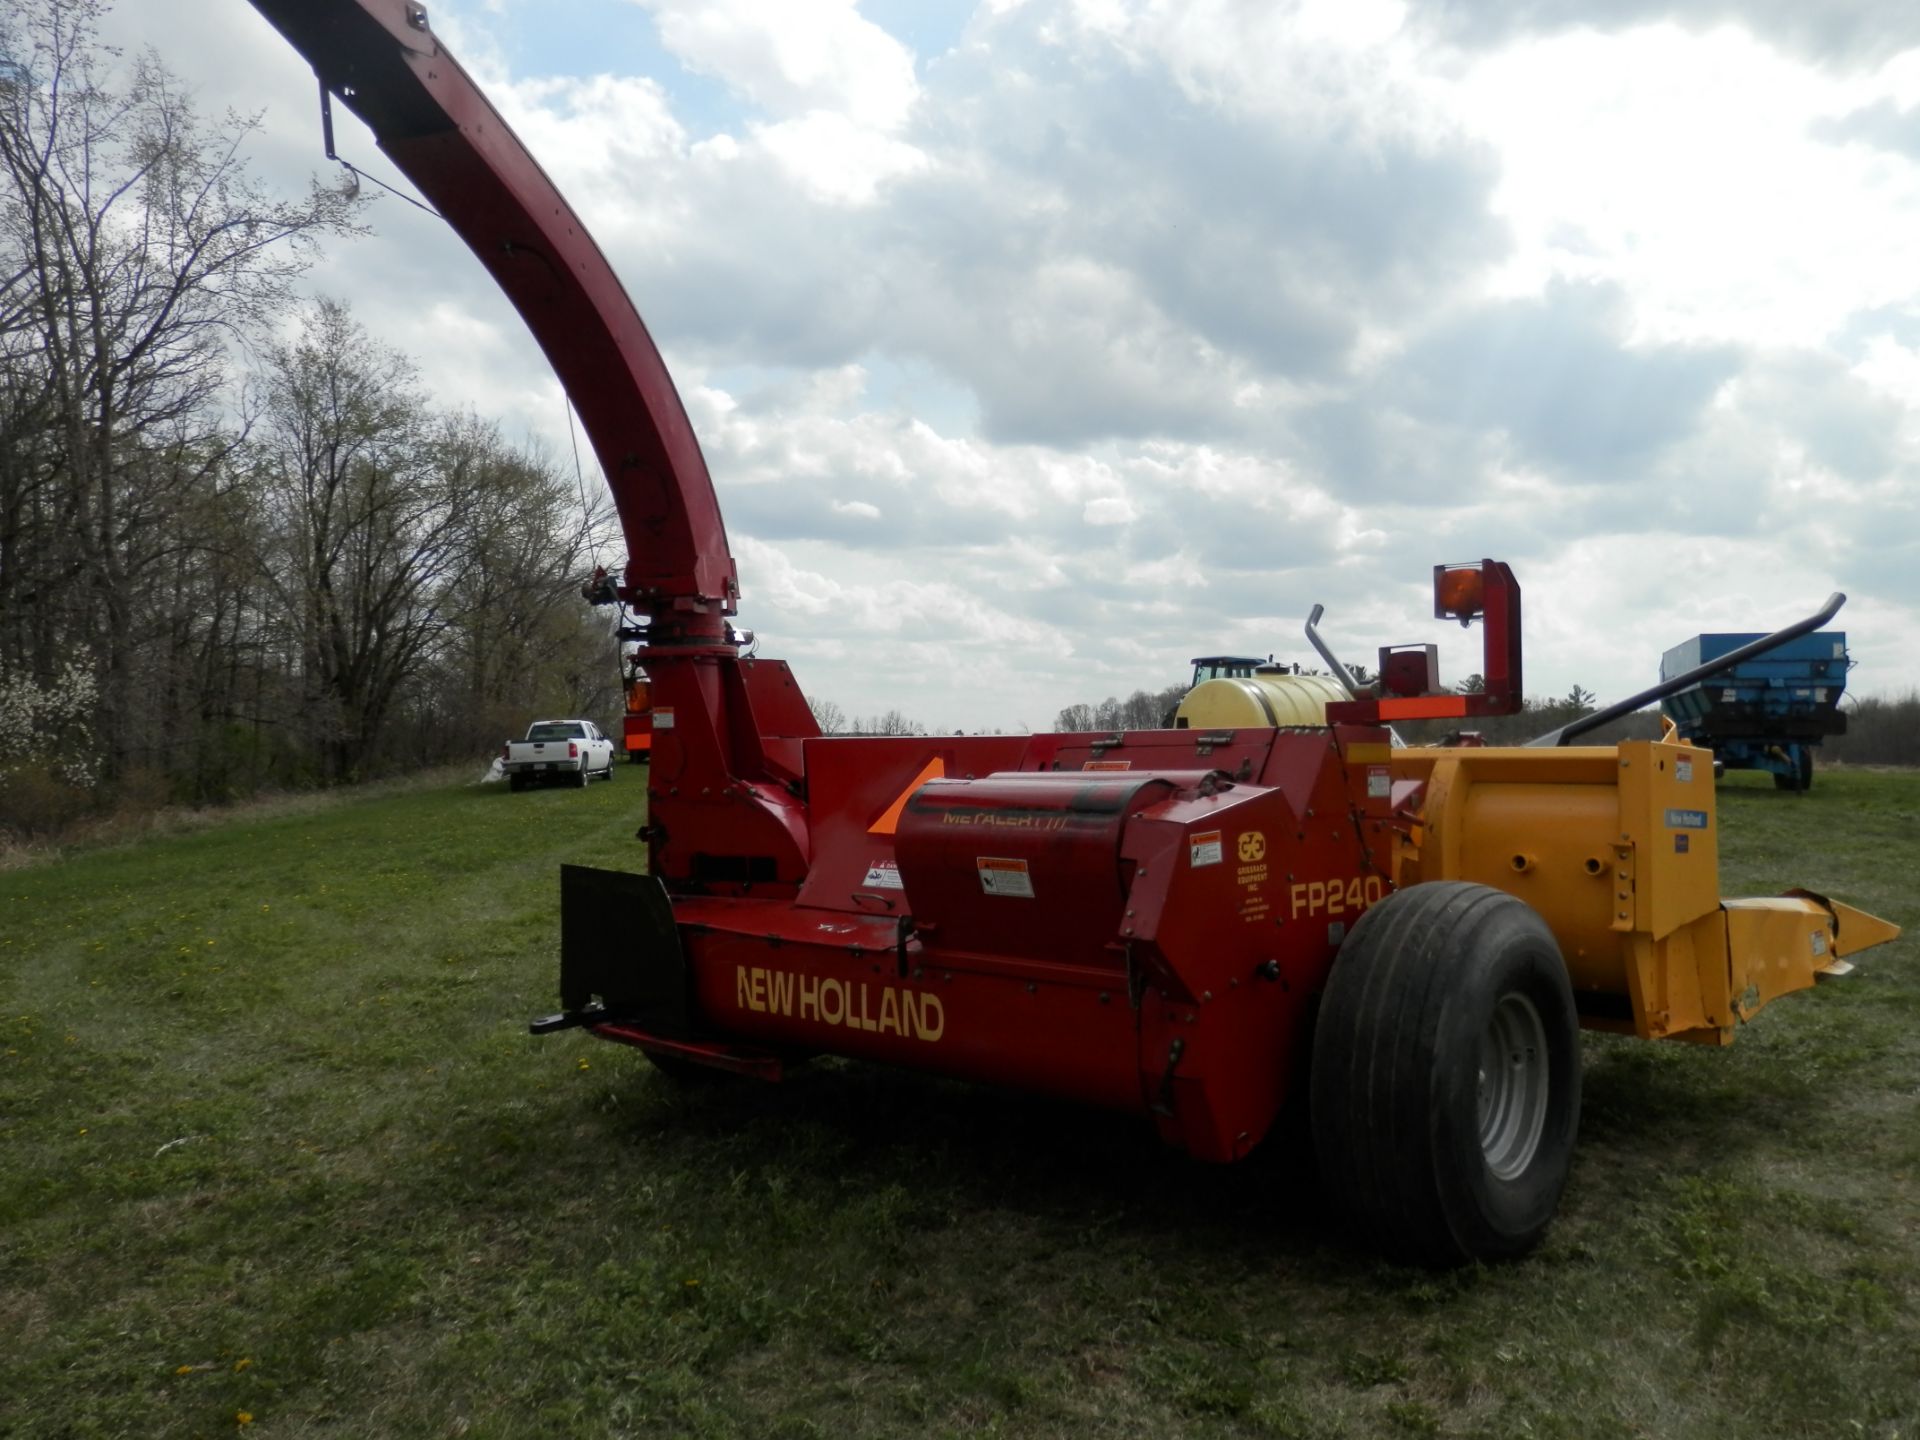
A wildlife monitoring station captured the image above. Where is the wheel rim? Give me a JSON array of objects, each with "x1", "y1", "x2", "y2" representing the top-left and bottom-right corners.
[{"x1": 1476, "y1": 992, "x2": 1549, "y2": 1181}]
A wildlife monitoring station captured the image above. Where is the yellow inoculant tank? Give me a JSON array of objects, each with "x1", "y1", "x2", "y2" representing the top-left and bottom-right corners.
[{"x1": 1173, "y1": 670, "x2": 1351, "y2": 729}]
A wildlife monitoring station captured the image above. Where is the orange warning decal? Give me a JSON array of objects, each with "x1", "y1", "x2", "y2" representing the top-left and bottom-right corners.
[{"x1": 868, "y1": 756, "x2": 947, "y2": 835}]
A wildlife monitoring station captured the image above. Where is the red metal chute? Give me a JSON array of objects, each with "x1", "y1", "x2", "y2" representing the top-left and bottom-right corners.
[{"x1": 245, "y1": 0, "x2": 737, "y2": 628}]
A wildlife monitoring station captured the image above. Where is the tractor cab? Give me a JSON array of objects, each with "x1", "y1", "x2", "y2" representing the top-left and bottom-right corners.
[{"x1": 1188, "y1": 655, "x2": 1267, "y2": 687}]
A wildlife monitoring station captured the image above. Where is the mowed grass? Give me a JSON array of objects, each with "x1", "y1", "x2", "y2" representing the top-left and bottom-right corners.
[{"x1": 2, "y1": 763, "x2": 1917, "y2": 1439}]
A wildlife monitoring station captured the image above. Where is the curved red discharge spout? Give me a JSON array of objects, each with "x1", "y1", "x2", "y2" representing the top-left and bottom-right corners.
[{"x1": 245, "y1": 0, "x2": 738, "y2": 626}]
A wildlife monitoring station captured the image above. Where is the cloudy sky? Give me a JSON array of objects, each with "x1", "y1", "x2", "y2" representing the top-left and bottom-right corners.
[{"x1": 104, "y1": 0, "x2": 1920, "y2": 731}]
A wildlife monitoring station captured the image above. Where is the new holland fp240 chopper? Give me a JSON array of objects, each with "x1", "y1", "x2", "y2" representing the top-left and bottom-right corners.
[{"x1": 248, "y1": 0, "x2": 1902, "y2": 1265}]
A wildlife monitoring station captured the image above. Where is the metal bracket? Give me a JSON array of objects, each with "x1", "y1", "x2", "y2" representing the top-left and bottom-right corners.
[
  {"x1": 896, "y1": 915, "x2": 916, "y2": 979},
  {"x1": 1609, "y1": 843, "x2": 1636, "y2": 932},
  {"x1": 530, "y1": 1003, "x2": 628, "y2": 1035},
  {"x1": 1149, "y1": 1036, "x2": 1187, "y2": 1117}
]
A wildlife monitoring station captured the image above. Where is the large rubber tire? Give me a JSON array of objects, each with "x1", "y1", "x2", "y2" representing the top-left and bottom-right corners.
[
  {"x1": 574, "y1": 765, "x2": 590, "y2": 789},
  {"x1": 1310, "y1": 881, "x2": 1581, "y2": 1266},
  {"x1": 1772, "y1": 748, "x2": 1813, "y2": 792},
  {"x1": 603, "y1": 758, "x2": 616, "y2": 782}
]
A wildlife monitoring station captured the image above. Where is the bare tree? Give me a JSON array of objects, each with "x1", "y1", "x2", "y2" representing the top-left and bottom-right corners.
[
  {"x1": 852, "y1": 708, "x2": 925, "y2": 736},
  {"x1": 807, "y1": 696, "x2": 847, "y2": 735},
  {"x1": 254, "y1": 300, "x2": 470, "y2": 780},
  {"x1": 1054, "y1": 701, "x2": 1096, "y2": 731},
  {"x1": 424, "y1": 414, "x2": 614, "y2": 749},
  {"x1": 0, "y1": 0, "x2": 362, "y2": 775},
  {"x1": 1055, "y1": 683, "x2": 1187, "y2": 732}
]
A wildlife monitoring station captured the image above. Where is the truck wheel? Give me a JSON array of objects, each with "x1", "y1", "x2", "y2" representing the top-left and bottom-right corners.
[
  {"x1": 603, "y1": 758, "x2": 616, "y2": 782},
  {"x1": 1310, "y1": 881, "x2": 1581, "y2": 1265},
  {"x1": 574, "y1": 766, "x2": 589, "y2": 789}
]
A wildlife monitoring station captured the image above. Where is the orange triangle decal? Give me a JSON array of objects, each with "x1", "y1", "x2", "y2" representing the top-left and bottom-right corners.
[{"x1": 868, "y1": 756, "x2": 946, "y2": 835}]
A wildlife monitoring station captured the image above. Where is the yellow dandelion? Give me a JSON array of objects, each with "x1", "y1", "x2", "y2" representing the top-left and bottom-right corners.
[
  {"x1": 237, "y1": 1411, "x2": 254, "y2": 1426},
  {"x1": 175, "y1": 1365, "x2": 194, "y2": 1376},
  {"x1": 234, "y1": 1357, "x2": 252, "y2": 1373}
]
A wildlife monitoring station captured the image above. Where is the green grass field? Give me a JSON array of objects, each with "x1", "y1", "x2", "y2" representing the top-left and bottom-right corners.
[{"x1": 3, "y1": 764, "x2": 1916, "y2": 1439}]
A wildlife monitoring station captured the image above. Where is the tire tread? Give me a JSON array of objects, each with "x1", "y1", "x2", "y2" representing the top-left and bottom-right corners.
[{"x1": 1311, "y1": 881, "x2": 1579, "y2": 1265}]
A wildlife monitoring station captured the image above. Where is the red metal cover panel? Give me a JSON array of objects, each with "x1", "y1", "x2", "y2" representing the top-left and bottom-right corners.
[
  {"x1": 1255, "y1": 728, "x2": 1343, "y2": 813},
  {"x1": 793, "y1": 735, "x2": 1029, "y2": 915},
  {"x1": 738, "y1": 660, "x2": 821, "y2": 740},
  {"x1": 894, "y1": 772, "x2": 1190, "y2": 973},
  {"x1": 682, "y1": 922, "x2": 1145, "y2": 1111}
]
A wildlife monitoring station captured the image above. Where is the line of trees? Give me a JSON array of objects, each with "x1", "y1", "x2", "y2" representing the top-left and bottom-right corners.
[
  {"x1": 1055, "y1": 682, "x2": 1188, "y2": 734},
  {"x1": 806, "y1": 699, "x2": 930, "y2": 736},
  {"x1": 1826, "y1": 693, "x2": 1920, "y2": 767},
  {"x1": 0, "y1": 2, "x2": 618, "y2": 833}
]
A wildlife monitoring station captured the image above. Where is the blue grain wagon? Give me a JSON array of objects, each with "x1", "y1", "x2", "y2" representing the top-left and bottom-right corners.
[{"x1": 1658, "y1": 631, "x2": 1850, "y2": 790}]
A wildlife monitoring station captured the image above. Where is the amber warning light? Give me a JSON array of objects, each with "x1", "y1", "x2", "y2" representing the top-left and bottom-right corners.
[{"x1": 1434, "y1": 564, "x2": 1486, "y2": 626}]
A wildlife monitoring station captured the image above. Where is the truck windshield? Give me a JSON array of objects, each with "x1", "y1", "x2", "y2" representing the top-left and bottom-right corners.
[{"x1": 528, "y1": 723, "x2": 585, "y2": 741}]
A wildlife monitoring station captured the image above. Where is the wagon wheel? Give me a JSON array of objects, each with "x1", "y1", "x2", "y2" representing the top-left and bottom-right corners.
[
  {"x1": 1310, "y1": 881, "x2": 1582, "y2": 1265},
  {"x1": 1772, "y1": 748, "x2": 1814, "y2": 792}
]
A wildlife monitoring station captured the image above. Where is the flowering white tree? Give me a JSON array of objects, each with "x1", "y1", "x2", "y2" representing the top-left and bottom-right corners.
[{"x1": 0, "y1": 661, "x2": 100, "y2": 788}]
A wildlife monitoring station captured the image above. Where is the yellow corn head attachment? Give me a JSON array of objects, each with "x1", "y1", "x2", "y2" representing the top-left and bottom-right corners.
[{"x1": 1389, "y1": 740, "x2": 1901, "y2": 1043}]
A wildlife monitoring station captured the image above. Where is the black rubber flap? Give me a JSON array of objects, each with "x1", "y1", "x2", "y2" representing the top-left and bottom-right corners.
[{"x1": 559, "y1": 864, "x2": 690, "y2": 1033}]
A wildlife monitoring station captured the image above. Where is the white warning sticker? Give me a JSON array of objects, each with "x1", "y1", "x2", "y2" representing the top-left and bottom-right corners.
[
  {"x1": 1190, "y1": 829, "x2": 1223, "y2": 868},
  {"x1": 861, "y1": 862, "x2": 904, "y2": 891},
  {"x1": 653, "y1": 706, "x2": 676, "y2": 730},
  {"x1": 1367, "y1": 765, "x2": 1391, "y2": 798},
  {"x1": 1676, "y1": 758, "x2": 1693, "y2": 784},
  {"x1": 977, "y1": 857, "x2": 1035, "y2": 898},
  {"x1": 1811, "y1": 930, "x2": 1829, "y2": 957}
]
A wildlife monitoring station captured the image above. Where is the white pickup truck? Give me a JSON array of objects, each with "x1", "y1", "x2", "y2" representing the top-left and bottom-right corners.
[{"x1": 501, "y1": 720, "x2": 616, "y2": 790}]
